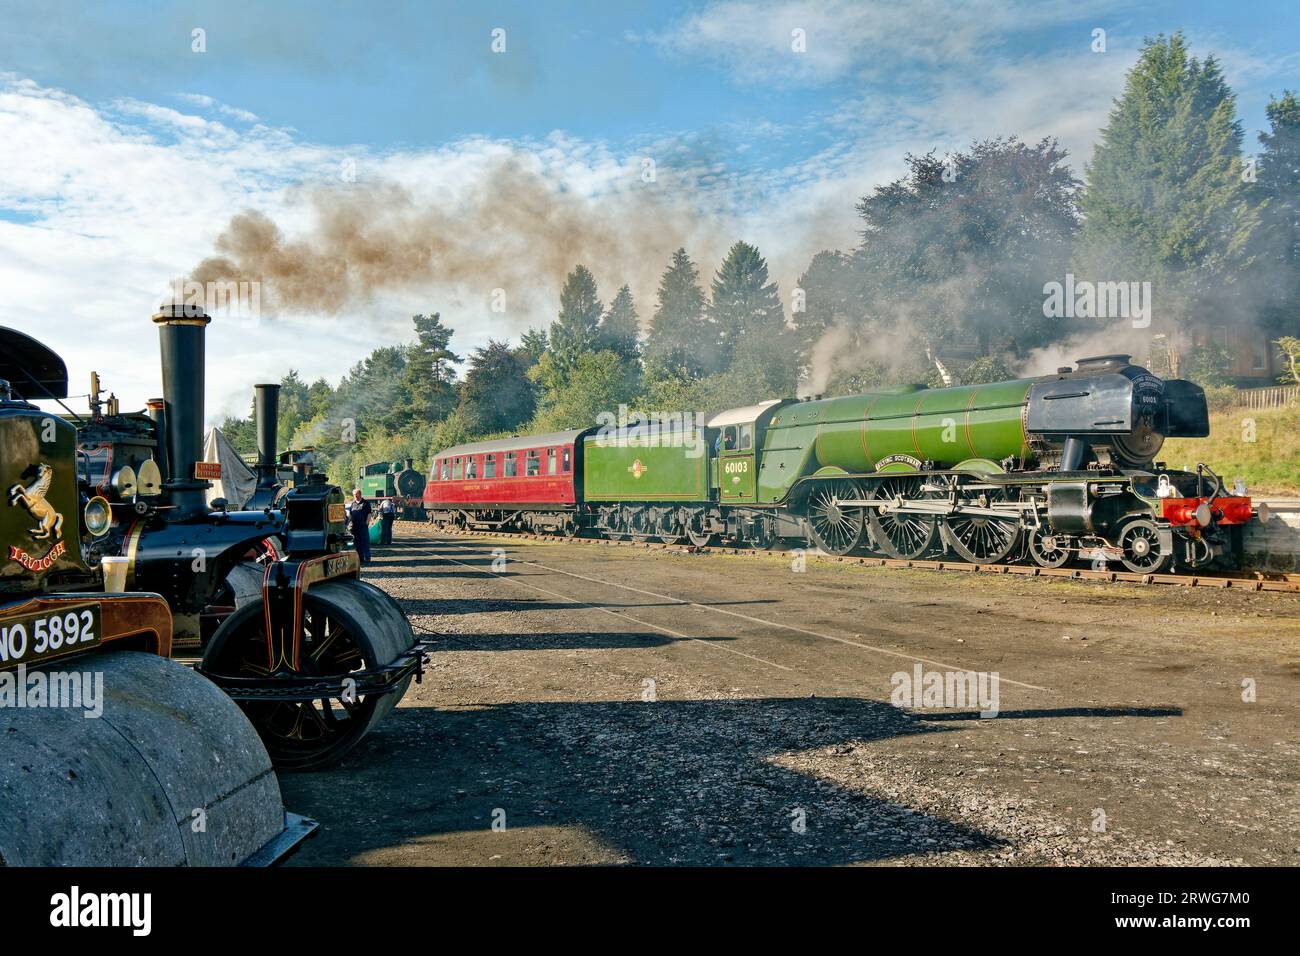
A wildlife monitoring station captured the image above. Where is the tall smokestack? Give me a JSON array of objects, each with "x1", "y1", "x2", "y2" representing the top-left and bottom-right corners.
[
  {"x1": 152, "y1": 304, "x2": 211, "y2": 519},
  {"x1": 253, "y1": 383, "x2": 280, "y2": 488}
]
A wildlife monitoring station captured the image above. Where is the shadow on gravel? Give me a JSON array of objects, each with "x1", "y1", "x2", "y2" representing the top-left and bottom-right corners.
[
  {"x1": 917, "y1": 706, "x2": 1183, "y2": 721},
  {"x1": 426, "y1": 631, "x2": 736, "y2": 651},
  {"x1": 392, "y1": 596, "x2": 776, "y2": 616},
  {"x1": 283, "y1": 695, "x2": 1013, "y2": 866}
]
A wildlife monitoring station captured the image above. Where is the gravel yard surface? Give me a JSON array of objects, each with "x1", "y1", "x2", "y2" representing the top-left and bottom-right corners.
[{"x1": 281, "y1": 525, "x2": 1300, "y2": 866}]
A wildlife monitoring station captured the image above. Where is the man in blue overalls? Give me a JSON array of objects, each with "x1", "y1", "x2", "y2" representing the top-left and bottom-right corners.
[{"x1": 346, "y1": 487, "x2": 373, "y2": 564}]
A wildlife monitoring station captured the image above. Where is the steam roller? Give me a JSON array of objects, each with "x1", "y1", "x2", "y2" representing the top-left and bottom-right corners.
[
  {"x1": 0, "y1": 327, "x2": 314, "y2": 865},
  {"x1": 70, "y1": 306, "x2": 428, "y2": 773}
]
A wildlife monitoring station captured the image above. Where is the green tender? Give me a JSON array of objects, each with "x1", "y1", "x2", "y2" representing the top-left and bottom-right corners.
[{"x1": 582, "y1": 432, "x2": 711, "y2": 502}]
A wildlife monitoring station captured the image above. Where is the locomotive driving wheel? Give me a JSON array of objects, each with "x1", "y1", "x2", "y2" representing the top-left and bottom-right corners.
[
  {"x1": 805, "y1": 478, "x2": 865, "y2": 556},
  {"x1": 1118, "y1": 518, "x2": 1171, "y2": 574},
  {"x1": 866, "y1": 476, "x2": 937, "y2": 560},
  {"x1": 940, "y1": 487, "x2": 1021, "y2": 564}
]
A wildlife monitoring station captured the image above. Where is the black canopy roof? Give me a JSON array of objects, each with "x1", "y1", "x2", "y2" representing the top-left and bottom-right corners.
[{"x1": 0, "y1": 326, "x2": 69, "y2": 399}]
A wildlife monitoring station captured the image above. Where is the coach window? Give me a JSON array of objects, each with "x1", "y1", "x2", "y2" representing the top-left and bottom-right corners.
[
  {"x1": 440, "y1": 460, "x2": 450, "y2": 481},
  {"x1": 466, "y1": 457, "x2": 477, "y2": 479},
  {"x1": 547, "y1": 448, "x2": 558, "y2": 475},
  {"x1": 505, "y1": 452, "x2": 518, "y2": 477},
  {"x1": 739, "y1": 423, "x2": 753, "y2": 450},
  {"x1": 526, "y1": 449, "x2": 541, "y2": 477},
  {"x1": 452, "y1": 457, "x2": 463, "y2": 480},
  {"x1": 484, "y1": 454, "x2": 496, "y2": 478},
  {"x1": 562, "y1": 448, "x2": 571, "y2": 472}
]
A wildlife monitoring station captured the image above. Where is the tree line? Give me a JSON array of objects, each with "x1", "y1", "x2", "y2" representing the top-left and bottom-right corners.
[{"x1": 220, "y1": 33, "x2": 1299, "y2": 485}]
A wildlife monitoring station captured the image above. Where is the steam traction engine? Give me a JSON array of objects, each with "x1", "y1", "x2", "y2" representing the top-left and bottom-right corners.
[
  {"x1": 0, "y1": 327, "x2": 314, "y2": 865},
  {"x1": 72, "y1": 305, "x2": 427, "y2": 770}
]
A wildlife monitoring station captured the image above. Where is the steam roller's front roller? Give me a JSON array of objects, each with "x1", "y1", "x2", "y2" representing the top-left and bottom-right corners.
[
  {"x1": 0, "y1": 651, "x2": 313, "y2": 866},
  {"x1": 200, "y1": 556, "x2": 424, "y2": 772}
]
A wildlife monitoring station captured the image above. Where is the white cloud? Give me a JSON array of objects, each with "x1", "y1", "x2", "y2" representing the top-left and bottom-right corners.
[{"x1": 643, "y1": 0, "x2": 1117, "y2": 85}]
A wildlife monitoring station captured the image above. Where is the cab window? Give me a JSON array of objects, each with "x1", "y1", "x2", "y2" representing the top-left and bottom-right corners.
[
  {"x1": 723, "y1": 426, "x2": 738, "y2": 451},
  {"x1": 452, "y1": 457, "x2": 463, "y2": 480},
  {"x1": 526, "y1": 449, "x2": 541, "y2": 477},
  {"x1": 484, "y1": 454, "x2": 496, "y2": 478},
  {"x1": 504, "y1": 452, "x2": 518, "y2": 478},
  {"x1": 739, "y1": 423, "x2": 753, "y2": 450},
  {"x1": 547, "y1": 448, "x2": 558, "y2": 475}
]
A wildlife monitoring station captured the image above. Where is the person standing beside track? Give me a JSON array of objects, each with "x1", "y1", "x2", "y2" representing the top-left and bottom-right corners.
[
  {"x1": 379, "y1": 496, "x2": 396, "y2": 545},
  {"x1": 347, "y1": 487, "x2": 373, "y2": 564}
]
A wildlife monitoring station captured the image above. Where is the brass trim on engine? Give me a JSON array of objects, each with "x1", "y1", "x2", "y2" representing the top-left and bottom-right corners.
[{"x1": 123, "y1": 520, "x2": 145, "y2": 588}]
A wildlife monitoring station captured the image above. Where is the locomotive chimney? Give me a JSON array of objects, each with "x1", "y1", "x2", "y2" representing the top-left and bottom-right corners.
[
  {"x1": 152, "y1": 304, "x2": 211, "y2": 519},
  {"x1": 253, "y1": 383, "x2": 280, "y2": 487}
]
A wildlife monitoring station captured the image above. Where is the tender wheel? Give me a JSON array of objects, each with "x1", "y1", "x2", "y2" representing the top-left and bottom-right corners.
[
  {"x1": 940, "y1": 487, "x2": 1021, "y2": 564},
  {"x1": 686, "y1": 510, "x2": 715, "y2": 548},
  {"x1": 1027, "y1": 527, "x2": 1072, "y2": 568},
  {"x1": 1118, "y1": 518, "x2": 1171, "y2": 574},
  {"x1": 805, "y1": 478, "x2": 865, "y2": 556},
  {"x1": 655, "y1": 511, "x2": 685, "y2": 545},
  {"x1": 629, "y1": 509, "x2": 652, "y2": 544},
  {"x1": 866, "y1": 476, "x2": 937, "y2": 560},
  {"x1": 201, "y1": 580, "x2": 413, "y2": 771}
]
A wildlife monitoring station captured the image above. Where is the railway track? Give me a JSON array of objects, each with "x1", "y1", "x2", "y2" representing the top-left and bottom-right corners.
[{"x1": 419, "y1": 523, "x2": 1300, "y2": 594}]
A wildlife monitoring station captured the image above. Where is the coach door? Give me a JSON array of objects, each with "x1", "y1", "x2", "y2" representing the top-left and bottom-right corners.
[{"x1": 719, "y1": 422, "x2": 756, "y2": 502}]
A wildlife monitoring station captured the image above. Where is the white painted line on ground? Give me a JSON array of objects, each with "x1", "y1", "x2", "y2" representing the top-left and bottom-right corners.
[
  {"x1": 405, "y1": 543, "x2": 795, "y2": 672},
  {"x1": 423, "y1": 537, "x2": 1050, "y2": 693}
]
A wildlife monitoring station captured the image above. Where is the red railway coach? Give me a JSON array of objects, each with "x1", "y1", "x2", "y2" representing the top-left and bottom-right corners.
[{"x1": 423, "y1": 429, "x2": 591, "y2": 534}]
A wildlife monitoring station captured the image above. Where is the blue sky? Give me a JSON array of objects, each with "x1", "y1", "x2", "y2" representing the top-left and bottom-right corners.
[{"x1": 1, "y1": 0, "x2": 1296, "y2": 419}]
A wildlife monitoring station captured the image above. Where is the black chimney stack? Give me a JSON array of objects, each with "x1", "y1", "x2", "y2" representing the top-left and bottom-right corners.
[
  {"x1": 253, "y1": 383, "x2": 280, "y2": 488},
  {"x1": 152, "y1": 304, "x2": 211, "y2": 519}
]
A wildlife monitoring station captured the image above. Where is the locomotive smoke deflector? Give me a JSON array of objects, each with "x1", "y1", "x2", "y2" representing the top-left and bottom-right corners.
[
  {"x1": 152, "y1": 303, "x2": 212, "y2": 519},
  {"x1": 1026, "y1": 355, "x2": 1210, "y2": 468}
]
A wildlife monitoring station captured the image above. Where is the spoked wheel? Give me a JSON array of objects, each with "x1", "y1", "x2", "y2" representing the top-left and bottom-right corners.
[
  {"x1": 1027, "y1": 527, "x2": 1072, "y2": 568},
  {"x1": 686, "y1": 510, "x2": 715, "y2": 548},
  {"x1": 866, "y1": 476, "x2": 938, "y2": 560},
  {"x1": 940, "y1": 487, "x2": 1021, "y2": 564},
  {"x1": 1118, "y1": 518, "x2": 1171, "y2": 574},
  {"x1": 805, "y1": 479, "x2": 865, "y2": 556},
  {"x1": 201, "y1": 580, "x2": 413, "y2": 771}
]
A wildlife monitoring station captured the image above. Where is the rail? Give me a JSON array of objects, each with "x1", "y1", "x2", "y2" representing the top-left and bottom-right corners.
[{"x1": 426, "y1": 526, "x2": 1300, "y2": 594}]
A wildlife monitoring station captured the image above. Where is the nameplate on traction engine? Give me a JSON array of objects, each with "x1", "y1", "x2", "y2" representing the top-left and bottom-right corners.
[{"x1": 194, "y1": 462, "x2": 223, "y2": 480}]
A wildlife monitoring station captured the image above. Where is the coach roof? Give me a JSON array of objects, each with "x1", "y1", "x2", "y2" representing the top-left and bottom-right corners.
[{"x1": 433, "y1": 428, "x2": 592, "y2": 461}]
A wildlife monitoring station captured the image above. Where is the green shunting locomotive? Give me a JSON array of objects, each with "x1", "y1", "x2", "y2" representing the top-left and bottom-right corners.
[{"x1": 437, "y1": 355, "x2": 1259, "y2": 574}]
